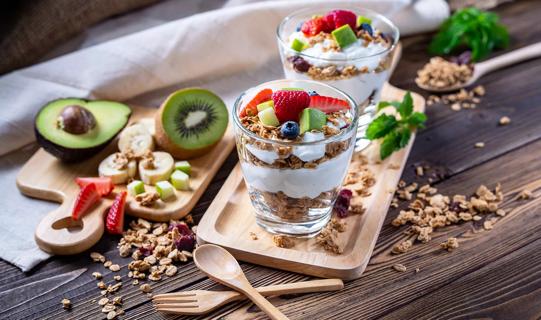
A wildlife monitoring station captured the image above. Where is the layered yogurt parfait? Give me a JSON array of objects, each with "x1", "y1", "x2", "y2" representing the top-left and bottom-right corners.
[
  {"x1": 277, "y1": 8, "x2": 399, "y2": 148},
  {"x1": 232, "y1": 80, "x2": 360, "y2": 236}
]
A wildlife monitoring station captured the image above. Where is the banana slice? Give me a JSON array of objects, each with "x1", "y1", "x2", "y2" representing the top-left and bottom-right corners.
[
  {"x1": 99, "y1": 153, "x2": 137, "y2": 184},
  {"x1": 118, "y1": 123, "x2": 154, "y2": 157},
  {"x1": 138, "y1": 151, "x2": 174, "y2": 185},
  {"x1": 137, "y1": 118, "x2": 156, "y2": 136}
]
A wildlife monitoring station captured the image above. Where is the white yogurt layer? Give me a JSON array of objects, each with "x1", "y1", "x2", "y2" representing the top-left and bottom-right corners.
[
  {"x1": 288, "y1": 31, "x2": 388, "y2": 70},
  {"x1": 241, "y1": 146, "x2": 353, "y2": 199}
]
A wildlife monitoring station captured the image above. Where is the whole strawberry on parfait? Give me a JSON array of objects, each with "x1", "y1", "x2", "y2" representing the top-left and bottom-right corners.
[{"x1": 239, "y1": 87, "x2": 352, "y2": 143}]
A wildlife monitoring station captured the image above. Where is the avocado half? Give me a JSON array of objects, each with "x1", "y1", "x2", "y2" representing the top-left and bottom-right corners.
[{"x1": 35, "y1": 98, "x2": 132, "y2": 162}]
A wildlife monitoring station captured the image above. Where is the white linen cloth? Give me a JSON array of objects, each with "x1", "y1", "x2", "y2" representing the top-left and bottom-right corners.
[{"x1": 0, "y1": 0, "x2": 449, "y2": 271}]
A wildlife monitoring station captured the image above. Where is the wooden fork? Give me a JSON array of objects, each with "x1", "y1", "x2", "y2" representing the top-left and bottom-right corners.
[{"x1": 153, "y1": 278, "x2": 344, "y2": 315}]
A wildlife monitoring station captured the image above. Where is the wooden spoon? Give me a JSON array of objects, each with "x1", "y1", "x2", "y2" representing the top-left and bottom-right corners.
[
  {"x1": 417, "y1": 42, "x2": 541, "y2": 93},
  {"x1": 193, "y1": 244, "x2": 289, "y2": 320}
]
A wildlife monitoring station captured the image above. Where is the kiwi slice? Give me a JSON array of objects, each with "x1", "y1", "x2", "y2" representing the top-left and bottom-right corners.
[{"x1": 155, "y1": 88, "x2": 228, "y2": 159}]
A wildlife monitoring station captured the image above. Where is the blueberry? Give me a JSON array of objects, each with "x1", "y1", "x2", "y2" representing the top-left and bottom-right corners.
[
  {"x1": 360, "y1": 23, "x2": 373, "y2": 36},
  {"x1": 280, "y1": 121, "x2": 300, "y2": 139},
  {"x1": 308, "y1": 90, "x2": 319, "y2": 96},
  {"x1": 288, "y1": 56, "x2": 311, "y2": 73},
  {"x1": 296, "y1": 21, "x2": 303, "y2": 32}
]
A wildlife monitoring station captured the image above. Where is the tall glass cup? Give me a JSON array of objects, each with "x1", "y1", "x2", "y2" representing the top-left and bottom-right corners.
[
  {"x1": 232, "y1": 80, "x2": 362, "y2": 237},
  {"x1": 277, "y1": 7, "x2": 399, "y2": 150}
]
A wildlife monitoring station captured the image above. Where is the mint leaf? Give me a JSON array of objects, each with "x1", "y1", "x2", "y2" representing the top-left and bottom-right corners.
[
  {"x1": 380, "y1": 132, "x2": 399, "y2": 160},
  {"x1": 398, "y1": 127, "x2": 411, "y2": 148},
  {"x1": 408, "y1": 112, "x2": 427, "y2": 128},
  {"x1": 365, "y1": 114, "x2": 397, "y2": 140},
  {"x1": 397, "y1": 92, "x2": 413, "y2": 118},
  {"x1": 377, "y1": 101, "x2": 401, "y2": 112}
]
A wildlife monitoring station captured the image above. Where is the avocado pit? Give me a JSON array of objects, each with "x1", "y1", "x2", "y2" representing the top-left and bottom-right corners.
[{"x1": 57, "y1": 105, "x2": 96, "y2": 135}]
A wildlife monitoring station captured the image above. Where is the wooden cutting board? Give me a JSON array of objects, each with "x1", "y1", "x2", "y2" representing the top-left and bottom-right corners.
[
  {"x1": 196, "y1": 83, "x2": 425, "y2": 280},
  {"x1": 17, "y1": 106, "x2": 235, "y2": 255}
]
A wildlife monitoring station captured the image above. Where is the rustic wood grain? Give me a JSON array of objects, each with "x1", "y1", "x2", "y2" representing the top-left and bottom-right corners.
[{"x1": 1, "y1": 1, "x2": 541, "y2": 319}]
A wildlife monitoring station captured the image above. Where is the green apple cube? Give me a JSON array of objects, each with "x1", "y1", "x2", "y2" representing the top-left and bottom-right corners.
[
  {"x1": 256, "y1": 100, "x2": 274, "y2": 112},
  {"x1": 156, "y1": 181, "x2": 175, "y2": 200},
  {"x1": 258, "y1": 107, "x2": 280, "y2": 127},
  {"x1": 171, "y1": 170, "x2": 190, "y2": 190},
  {"x1": 299, "y1": 108, "x2": 327, "y2": 134},
  {"x1": 174, "y1": 160, "x2": 191, "y2": 175},
  {"x1": 290, "y1": 38, "x2": 307, "y2": 52},
  {"x1": 357, "y1": 16, "x2": 372, "y2": 26},
  {"x1": 332, "y1": 25, "x2": 358, "y2": 48},
  {"x1": 127, "y1": 180, "x2": 145, "y2": 196},
  {"x1": 281, "y1": 87, "x2": 304, "y2": 91}
]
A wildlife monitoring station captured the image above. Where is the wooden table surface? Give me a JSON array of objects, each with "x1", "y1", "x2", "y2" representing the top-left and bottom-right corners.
[{"x1": 2, "y1": 1, "x2": 541, "y2": 319}]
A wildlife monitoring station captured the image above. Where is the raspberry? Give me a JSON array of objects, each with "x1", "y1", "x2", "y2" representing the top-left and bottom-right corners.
[
  {"x1": 271, "y1": 90, "x2": 310, "y2": 122},
  {"x1": 334, "y1": 188, "x2": 353, "y2": 218},
  {"x1": 301, "y1": 17, "x2": 331, "y2": 36},
  {"x1": 324, "y1": 10, "x2": 357, "y2": 30}
]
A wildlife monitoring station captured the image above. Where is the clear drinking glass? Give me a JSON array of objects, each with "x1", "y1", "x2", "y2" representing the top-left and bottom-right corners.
[
  {"x1": 232, "y1": 79, "x2": 362, "y2": 237},
  {"x1": 277, "y1": 7, "x2": 400, "y2": 150}
]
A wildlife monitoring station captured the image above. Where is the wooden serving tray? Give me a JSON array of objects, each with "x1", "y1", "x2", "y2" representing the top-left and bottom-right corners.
[
  {"x1": 197, "y1": 84, "x2": 425, "y2": 280},
  {"x1": 17, "y1": 106, "x2": 235, "y2": 255}
]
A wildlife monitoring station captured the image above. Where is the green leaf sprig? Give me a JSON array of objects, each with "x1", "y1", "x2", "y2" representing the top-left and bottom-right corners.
[
  {"x1": 366, "y1": 92, "x2": 427, "y2": 160},
  {"x1": 429, "y1": 8, "x2": 509, "y2": 61}
]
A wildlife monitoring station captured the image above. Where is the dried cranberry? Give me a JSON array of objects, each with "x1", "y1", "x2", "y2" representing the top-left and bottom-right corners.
[
  {"x1": 289, "y1": 56, "x2": 311, "y2": 73},
  {"x1": 138, "y1": 245, "x2": 154, "y2": 257},
  {"x1": 168, "y1": 222, "x2": 192, "y2": 235},
  {"x1": 334, "y1": 189, "x2": 353, "y2": 218},
  {"x1": 174, "y1": 234, "x2": 196, "y2": 251},
  {"x1": 448, "y1": 202, "x2": 462, "y2": 213},
  {"x1": 450, "y1": 51, "x2": 472, "y2": 65}
]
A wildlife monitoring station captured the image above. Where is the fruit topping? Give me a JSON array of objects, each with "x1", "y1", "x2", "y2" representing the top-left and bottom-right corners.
[
  {"x1": 35, "y1": 99, "x2": 131, "y2": 162},
  {"x1": 105, "y1": 191, "x2": 127, "y2": 234},
  {"x1": 332, "y1": 24, "x2": 358, "y2": 48},
  {"x1": 324, "y1": 9, "x2": 357, "y2": 30},
  {"x1": 138, "y1": 151, "x2": 174, "y2": 186},
  {"x1": 299, "y1": 108, "x2": 327, "y2": 134},
  {"x1": 356, "y1": 15, "x2": 372, "y2": 27},
  {"x1": 291, "y1": 38, "x2": 308, "y2": 51},
  {"x1": 156, "y1": 181, "x2": 175, "y2": 200},
  {"x1": 280, "y1": 121, "x2": 300, "y2": 139},
  {"x1": 256, "y1": 100, "x2": 274, "y2": 112},
  {"x1": 75, "y1": 177, "x2": 114, "y2": 196},
  {"x1": 57, "y1": 105, "x2": 96, "y2": 135},
  {"x1": 359, "y1": 23, "x2": 373, "y2": 36},
  {"x1": 155, "y1": 88, "x2": 228, "y2": 159},
  {"x1": 334, "y1": 188, "x2": 353, "y2": 218},
  {"x1": 127, "y1": 180, "x2": 145, "y2": 196},
  {"x1": 240, "y1": 88, "x2": 273, "y2": 117},
  {"x1": 118, "y1": 123, "x2": 154, "y2": 158},
  {"x1": 174, "y1": 233, "x2": 196, "y2": 251},
  {"x1": 272, "y1": 90, "x2": 310, "y2": 122},
  {"x1": 171, "y1": 170, "x2": 190, "y2": 191},
  {"x1": 309, "y1": 95, "x2": 350, "y2": 113},
  {"x1": 301, "y1": 16, "x2": 331, "y2": 36},
  {"x1": 287, "y1": 56, "x2": 312, "y2": 73},
  {"x1": 258, "y1": 107, "x2": 280, "y2": 127},
  {"x1": 174, "y1": 160, "x2": 191, "y2": 175},
  {"x1": 99, "y1": 153, "x2": 137, "y2": 185},
  {"x1": 72, "y1": 183, "x2": 101, "y2": 220},
  {"x1": 308, "y1": 90, "x2": 319, "y2": 96}
]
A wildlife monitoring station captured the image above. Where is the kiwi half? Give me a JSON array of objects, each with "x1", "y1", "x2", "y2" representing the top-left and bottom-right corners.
[{"x1": 155, "y1": 88, "x2": 228, "y2": 159}]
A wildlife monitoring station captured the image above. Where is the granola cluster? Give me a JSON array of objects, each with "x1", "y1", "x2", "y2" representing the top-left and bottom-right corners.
[
  {"x1": 390, "y1": 182, "x2": 505, "y2": 253},
  {"x1": 415, "y1": 57, "x2": 473, "y2": 90}
]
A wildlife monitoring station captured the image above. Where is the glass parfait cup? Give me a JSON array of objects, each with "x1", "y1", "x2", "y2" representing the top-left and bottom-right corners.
[
  {"x1": 232, "y1": 79, "x2": 362, "y2": 237},
  {"x1": 276, "y1": 7, "x2": 400, "y2": 150}
]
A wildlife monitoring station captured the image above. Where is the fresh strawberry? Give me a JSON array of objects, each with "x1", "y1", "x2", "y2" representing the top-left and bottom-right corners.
[
  {"x1": 240, "y1": 88, "x2": 273, "y2": 117},
  {"x1": 309, "y1": 95, "x2": 350, "y2": 113},
  {"x1": 271, "y1": 90, "x2": 310, "y2": 122},
  {"x1": 106, "y1": 191, "x2": 127, "y2": 235},
  {"x1": 323, "y1": 10, "x2": 357, "y2": 30},
  {"x1": 75, "y1": 177, "x2": 114, "y2": 196},
  {"x1": 72, "y1": 183, "x2": 100, "y2": 220},
  {"x1": 301, "y1": 17, "x2": 332, "y2": 36}
]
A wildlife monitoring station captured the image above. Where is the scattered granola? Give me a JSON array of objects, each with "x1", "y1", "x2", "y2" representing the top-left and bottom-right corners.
[
  {"x1": 393, "y1": 263, "x2": 407, "y2": 272},
  {"x1": 140, "y1": 283, "x2": 152, "y2": 293},
  {"x1": 134, "y1": 192, "x2": 160, "y2": 207},
  {"x1": 392, "y1": 240, "x2": 413, "y2": 254},
  {"x1": 416, "y1": 57, "x2": 473, "y2": 90},
  {"x1": 249, "y1": 232, "x2": 258, "y2": 240},
  {"x1": 474, "y1": 142, "x2": 485, "y2": 148},
  {"x1": 61, "y1": 298, "x2": 71, "y2": 310},
  {"x1": 92, "y1": 272, "x2": 102, "y2": 279},
  {"x1": 272, "y1": 235, "x2": 295, "y2": 249},
  {"x1": 440, "y1": 237, "x2": 459, "y2": 251},
  {"x1": 315, "y1": 218, "x2": 346, "y2": 254},
  {"x1": 499, "y1": 116, "x2": 511, "y2": 126},
  {"x1": 109, "y1": 264, "x2": 120, "y2": 272},
  {"x1": 518, "y1": 189, "x2": 532, "y2": 200},
  {"x1": 90, "y1": 252, "x2": 106, "y2": 263},
  {"x1": 427, "y1": 86, "x2": 485, "y2": 111}
]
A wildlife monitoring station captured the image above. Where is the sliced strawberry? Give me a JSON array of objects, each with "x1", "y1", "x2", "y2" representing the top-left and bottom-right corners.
[
  {"x1": 301, "y1": 17, "x2": 332, "y2": 36},
  {"x1": 72, "y1": 183, "x2": 101, "y2": 220},
  {"x1": 106, "y1": 191, "x2": 127, "y2": 235},
  {"x1": 309, "y1": 95, "x2": 350, "y2": 113},
  {"x1": 240, "y1": 88, "x2": 273, "y2": 117},
  {"x1": 272, "y1": 90, "x2": 310, "y2": 122},
  {"x1": 323, "y1": 10, "x2": 357, "y2": 30},
  {"x1": 75, "y1": 177, "x2": 114, "y2": 196}
]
